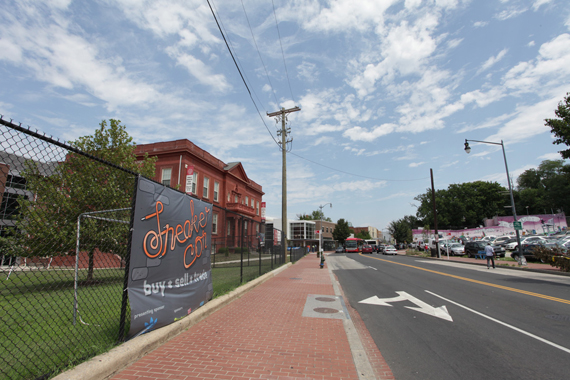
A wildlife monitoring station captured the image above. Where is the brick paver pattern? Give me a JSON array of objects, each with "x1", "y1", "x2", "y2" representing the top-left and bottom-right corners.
[{"x1": 112, "y1": 254, "x2": 392, "y2": 380}]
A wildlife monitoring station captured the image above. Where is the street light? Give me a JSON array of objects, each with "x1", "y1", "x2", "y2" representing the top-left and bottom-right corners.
[
  {"x1": 464, "y1": 139, "x2": 526, "y2": 265},
  {"x1": 318, "y1": 203, "x2": 332, "y2": 257}
]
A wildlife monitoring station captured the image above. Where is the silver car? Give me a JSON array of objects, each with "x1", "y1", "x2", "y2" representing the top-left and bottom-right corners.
[{"x1": 383, "y1": 245, "x2": 397, "y2": 255}]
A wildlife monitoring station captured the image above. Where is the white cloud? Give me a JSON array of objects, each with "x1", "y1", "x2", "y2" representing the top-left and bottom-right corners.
[
  {"x1": 537, "y1": 152, "x2": 562, "y2": 160},
  {"x1": 478, "y1": 49, "x2": 508, "y2": 74},
  {"x1": 343, "y1": 124, "x2": 396, "y2": 142},
  {"x1": 409, "y1": 162, "x2": 425, "y2": 167},
  {"x1": 473, "y1": 21, "x2": 488, "y2": 28},
  {"x1": 532, "y1": 0, "x2": 554, "y2": 11},
  {"x1": 495, "y1": 7, "x2": 527, "y2": 21}
]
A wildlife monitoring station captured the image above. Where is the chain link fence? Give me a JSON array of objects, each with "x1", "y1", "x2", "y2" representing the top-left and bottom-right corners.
[{"x1": 0, "y1": 117, "x2": 293, "y2": 380}]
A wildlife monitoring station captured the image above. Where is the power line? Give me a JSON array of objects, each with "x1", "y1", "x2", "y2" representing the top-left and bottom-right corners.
[
  {"x1": 288, "y1": 151, "x2": 430, "y2": 182},
  {"x1": 206, "y1": 0, "x2": 280, "y2": 148},
  {"x1": 271, "y1": 0, "x2": 296, "y2": 105},
  {"x1": 240, "y1": 0, "x2": 280, "y2": 107}
]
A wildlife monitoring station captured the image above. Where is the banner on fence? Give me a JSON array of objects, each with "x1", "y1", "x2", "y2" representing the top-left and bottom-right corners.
[{"x1": 128, "y1": 176, "x2": 213, "y2": 337}]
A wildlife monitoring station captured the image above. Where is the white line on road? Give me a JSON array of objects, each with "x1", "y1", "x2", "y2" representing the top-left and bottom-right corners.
[
  {"x1": 368, "y1": 266, "x2": 377, "y2": 270},
  {"x1": 425, "y1": 290, "x2": 570, "y2": 355}
]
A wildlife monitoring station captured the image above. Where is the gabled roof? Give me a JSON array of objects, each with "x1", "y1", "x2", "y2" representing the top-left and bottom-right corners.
[{"x1": 224, "y1": 162, "x2": 249, "y2": 183}]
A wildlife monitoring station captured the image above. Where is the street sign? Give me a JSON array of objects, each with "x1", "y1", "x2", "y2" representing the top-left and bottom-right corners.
[{"x1": 513, "y1": 221, "x2": 522, "y2": 230}]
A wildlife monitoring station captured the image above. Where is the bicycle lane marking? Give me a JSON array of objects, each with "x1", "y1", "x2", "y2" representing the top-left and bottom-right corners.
[{"x1": 358, "y1": 253, "x2": 570, "y2": 305}]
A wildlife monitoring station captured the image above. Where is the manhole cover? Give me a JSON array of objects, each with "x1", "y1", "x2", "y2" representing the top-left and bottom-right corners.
[
  {"x1": 315, "y1": 297, "x2": 336, "y2": 302},
  {"x1": 314, "y1": 307, "x2": 339, "y2": 314},
  {"x1": 545, "y1": 314, "x2": 570, "y2": 322}
]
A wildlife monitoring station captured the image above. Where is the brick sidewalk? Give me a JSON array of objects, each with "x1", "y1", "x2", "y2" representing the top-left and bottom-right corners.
[{"x1": 111, "y1": 253, "x2": 393, "y2": 380}]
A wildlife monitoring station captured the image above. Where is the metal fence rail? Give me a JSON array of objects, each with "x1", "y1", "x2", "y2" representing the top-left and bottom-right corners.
[{"x1": 0, "y1": 117, "x2": 293, "y2": 380}]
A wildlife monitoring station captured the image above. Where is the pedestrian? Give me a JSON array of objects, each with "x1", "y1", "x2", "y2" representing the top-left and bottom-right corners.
[{"x1": 485, "y1": 244, "x2": 495, "y2": 269}]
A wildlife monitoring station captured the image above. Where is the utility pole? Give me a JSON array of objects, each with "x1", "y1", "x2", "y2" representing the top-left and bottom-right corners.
[{"x1": 267, "y1": 106, "x2": 300, "y2": 259}]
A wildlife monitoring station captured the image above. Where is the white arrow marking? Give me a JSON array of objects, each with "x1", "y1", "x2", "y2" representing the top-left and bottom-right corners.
[{"x1": 359, "y1": 291, "x2": 453, "y2": 322}]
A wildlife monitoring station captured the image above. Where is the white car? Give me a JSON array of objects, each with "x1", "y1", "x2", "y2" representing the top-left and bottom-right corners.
[
  {"x1": 446, "y1": 243, "x2": 465, "y2": 256},
  {"x1": 383, "y1": 245, "x2": 398, "y2": 255},
  {"x1": 505, "y1": 236, "x2": 546, "y2": 250}
]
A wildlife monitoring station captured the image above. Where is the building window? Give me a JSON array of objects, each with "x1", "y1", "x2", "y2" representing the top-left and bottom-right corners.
[
  {"x1": 228, "y1": 192, "x2": 230, "y2": 202},
  {"x1": 214, "y1": 182, "x2": 219, "y2": 202},
  {"x1": 203, "y1": 177, "x2": 209, "y2": 199},
  {"x1": 192, "y1": 172, "x2": 198, "y2": 194},
  {"x1": 256, "y1": 201, "x2": 259, "y2": 215},
  {"x1": 251, "y1": 198, "x2": 254, "y2": 207},
  {"x1": 244, "y1": 220, "x2": 248, "y2": 232},
  {"x1": 235, "y1": 194, "x2": 238, "y2": 203},
  {"x1": 212, "y1": 214, "x2": 218, "y2": 234},
  {"x1": 161, "y1": 168, "x2": 171, "y2": 186},
  {"x1": 245, "y1": 196, "x2": 249, "y2": 207},
  {"x1": 227, "y1": 222, "x2": 231, "y2": 236}
]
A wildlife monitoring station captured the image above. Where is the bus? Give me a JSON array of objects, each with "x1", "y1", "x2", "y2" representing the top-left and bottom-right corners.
[{"x1": 345, "y1": 237, "x2": 362, "y2": 253}]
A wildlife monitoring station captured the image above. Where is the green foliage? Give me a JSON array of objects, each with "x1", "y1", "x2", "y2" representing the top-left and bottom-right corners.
[
  {"x1": 531, "y1": 246, "x2": 570, "y2": 272},
  {"x1": 12, "y1": 119, "x2": 157, "y2": 280},
  {"x1": 332, "y1": 218, "x2": 351, "y2": 245},
  {"x1": 296, "y1": 209, "x2": 332, "y2": 222},
  {"x1": 388, "y1": 215, "x2": 419, "y2": 244},
  {"x1": 516, "y1": 160, "x2": 570, "y2": 216},
  {"x1": 414, "y1": 181, "x2": 507, "y2": 228},
  {"x1": 545, "y1": 92, "x2": 570, "y2": 159},
  {"x1": 355, "y1": 230, "x2": 371, "y2": 239}
]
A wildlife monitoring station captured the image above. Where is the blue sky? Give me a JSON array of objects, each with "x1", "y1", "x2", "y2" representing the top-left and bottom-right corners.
[{"x1": 1, "y1": 0, "x2": 570, "y2": 234}]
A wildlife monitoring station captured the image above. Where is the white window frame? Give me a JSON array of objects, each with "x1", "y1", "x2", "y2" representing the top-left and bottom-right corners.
[
  {"x1": 214, "y1": 181, "x2": 219, "y2": 202},
  {"x1": 212, "y1": 214, "x2": 218, "y2": 234},
  {"x1": 256, "y1": 201, "x2": 260, "y2": 215},
  {"x1": 245, "y1": 196, "x2": 249, "y2": 207},
  {"x1": 203, "y1": 177, "x2": 209, "y2": 199},
  {"x1": 191, "y1": 172, "x2": 198, "y2": 194},
  {"x1": 161, "y1": 168, "x2": 172, "y2": 186}
]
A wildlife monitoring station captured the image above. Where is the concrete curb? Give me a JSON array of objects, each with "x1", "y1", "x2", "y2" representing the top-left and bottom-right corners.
[
  {"x1": 412, "y1": 254, "x2": 570, "y2": 277},
  {"x1": 53, "y1": 262, "x2": 293, "y2": 380}
]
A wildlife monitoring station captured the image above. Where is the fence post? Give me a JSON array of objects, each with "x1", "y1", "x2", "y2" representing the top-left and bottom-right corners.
[
  {"x1": 240, "y1": 215, "x2": 244, "y2": 284},
  {"x1": 118, "y1": 174, "x2": 139, "y2": 342}
]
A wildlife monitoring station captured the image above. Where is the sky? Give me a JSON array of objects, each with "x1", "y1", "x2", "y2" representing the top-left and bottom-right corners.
[{"x1": 1, "y1": 0, "x2": 570, "y2": 234}]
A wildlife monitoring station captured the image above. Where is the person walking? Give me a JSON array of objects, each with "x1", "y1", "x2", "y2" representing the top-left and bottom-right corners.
[{"x1": 485, "y1": 244, "x2": 495, "y2": 269}]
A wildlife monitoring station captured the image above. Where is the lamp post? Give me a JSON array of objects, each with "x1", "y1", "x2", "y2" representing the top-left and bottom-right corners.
[
  {"x1": 464, "y1": 139, "x2": 526, "y2": 265},
  {"x1": 318, "y1": 203, "x2": 332, "y2": 257}
]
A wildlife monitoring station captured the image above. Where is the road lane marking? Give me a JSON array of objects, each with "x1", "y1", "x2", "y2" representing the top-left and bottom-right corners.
[
  {"x1": 360, "y1": 291, "x2": 453, "y2": 321},
  {"x1": 426, "y1": 290, "x2": 570, "y2": 355},
  {"x1": 359, "y1": 253, "x2": 570, "y2": 305}
]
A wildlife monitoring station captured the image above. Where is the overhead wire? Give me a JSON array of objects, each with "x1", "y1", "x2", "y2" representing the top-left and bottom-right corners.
[
  {"x1": 240, "y1": 0, "x2": 280, "y2": 107},
  {"x1": 208, "y1": 1, "x2": 424, "y2": 182},
  {"x1": 271, "y1": 0, "x2": 296, "y2": 105},
  {"x1": 206, "y1": 0, "x2": 280, "y2": 148}
]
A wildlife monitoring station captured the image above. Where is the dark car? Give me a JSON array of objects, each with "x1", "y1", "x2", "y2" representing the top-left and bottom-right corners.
[
  {"x1": 464, "y1": 241, "x2": 487, "y2": 258},
  {"x1": 511, "y1": 243, "x2": 545, "y2": 261},
  {"x1": 362, "y1": 244, "x2": 373, "y2": 254},
  {"x1": 464, "y1": 240, "x2": 505, "y2": 258}
]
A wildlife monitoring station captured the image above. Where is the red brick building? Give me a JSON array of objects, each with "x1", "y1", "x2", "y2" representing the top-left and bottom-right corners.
[{"x1": 135, "y1": 140, "x2": 264, "y2": 249}]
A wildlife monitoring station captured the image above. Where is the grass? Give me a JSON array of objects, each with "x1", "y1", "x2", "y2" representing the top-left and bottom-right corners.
[{"x1": 1, "y1": 253, "x2": 288, "y2": 380}]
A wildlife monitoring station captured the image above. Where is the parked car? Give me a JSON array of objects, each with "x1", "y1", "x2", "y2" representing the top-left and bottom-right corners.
[
  {"x1": 510, "y1": 243, "x2": 545, "y2": 261},
  {"x1": 444, "y1": 243, "x2": 465, "y2": 256},
  {"x1": 335, "y1": 246, "x2": 345, "y2": 253},
  {"x1": 465, "y1": 240, "x2": 505, "y2": 258},
  {"x1": 505, "y1": 236, "x2": 546, "y2": 251},
  {"x1": 465, "y1": 241, "x2": 486, "y2": 258},
  {"x1": 361, "y1": 244, "x2": 374, "y2": 254},
  {"x1": 383, "y1": 245, "x2": 397, "y2": 255},
  {"x1": 378, "y1": 244, "x2": 387, "y2": 253},
  {"x1": 491, "y1": 236, "x2": 511, "y2": 246}
]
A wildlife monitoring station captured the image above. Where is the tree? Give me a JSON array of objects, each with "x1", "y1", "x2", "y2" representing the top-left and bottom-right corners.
[
  {"x1": 388, "y1": 215, "x2": 420, "y2": 244},
  {"x1": 296, "y1": 209, "x2": 332, "y2": 222},
  {"x1": 516, "y1": 159, "x2": 570, "y2": 215},
  {"x1": 414, "y1": 181, "x2": 507, "y2": 229},
  {"x1": 15, "y1": 119, "x2": 156, "y2": 281},
  {"x1": 355, "y1": 230, "x2": 371, "y2": 239},
  {"x1": 545, "y1": 92, "x2": 570, "y2": 159},
  {"x1": 332, "y1": 219, "x2": 351, "y2": 245}
]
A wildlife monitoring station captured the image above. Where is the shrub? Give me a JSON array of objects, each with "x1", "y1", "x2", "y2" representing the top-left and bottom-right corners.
[{"x1": 532, "y1": 246, "x2": 570, "y2": 272}]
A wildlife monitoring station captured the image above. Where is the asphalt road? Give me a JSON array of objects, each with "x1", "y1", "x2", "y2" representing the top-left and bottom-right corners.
[{"x1": 330, "y1": 252, "x2": 570, "y2": 380}]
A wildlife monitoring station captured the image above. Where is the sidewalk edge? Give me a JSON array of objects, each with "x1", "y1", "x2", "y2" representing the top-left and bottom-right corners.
[{"x1": 53, "y1": 262, "x2": 293, "y2": 380}]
